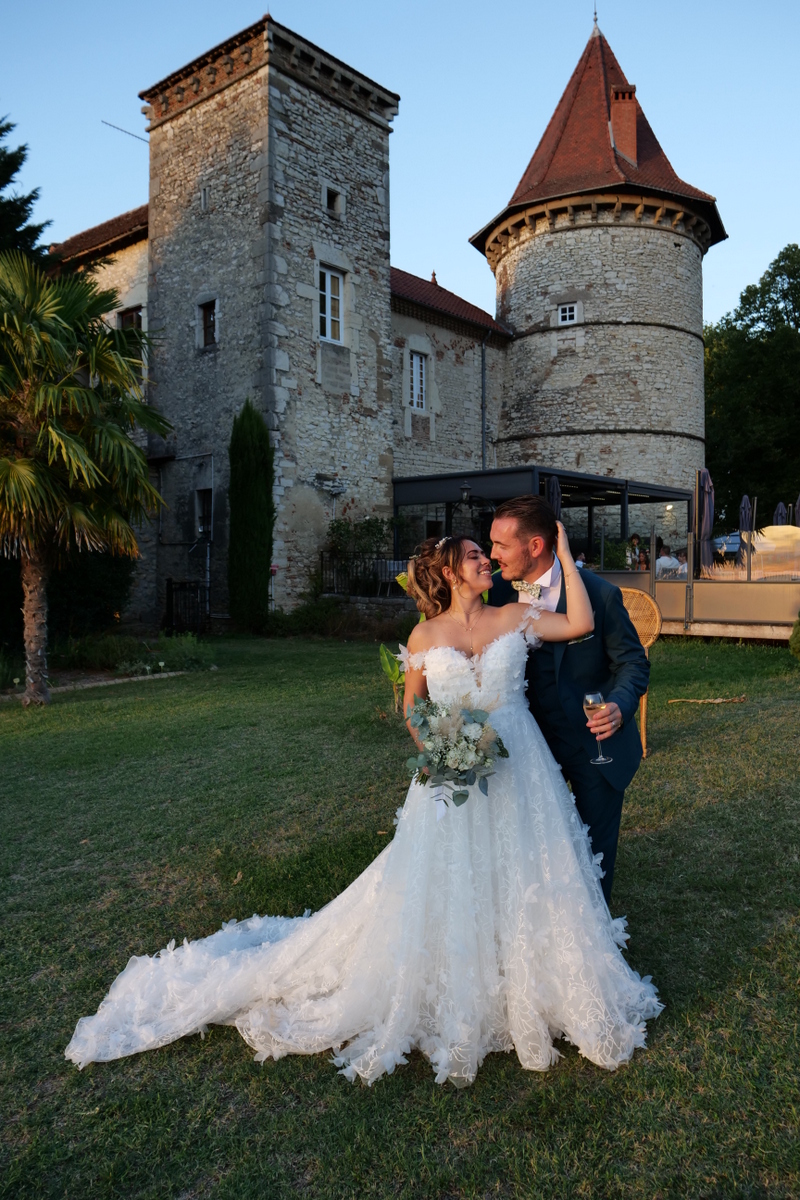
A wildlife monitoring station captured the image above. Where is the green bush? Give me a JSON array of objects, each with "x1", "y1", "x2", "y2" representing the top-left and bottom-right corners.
[
  {"x1": 789, "y1": 611, "x2": 800, "y2": 661},
  {"x1": 0, "y1": 552, "x2": 135, "y2": 653},
  {"x1": 601, "y1": 538, "x2": 632, "y2": 570},
  {"x1": 326, "y1": 516, "x2": 392, "y2": 558},
  {"x1": 51, "y1": 633, "x2": 212, "y2": 674},
  {"x1": 0, "y1": 648, "x2": 21, "y2": 689}
]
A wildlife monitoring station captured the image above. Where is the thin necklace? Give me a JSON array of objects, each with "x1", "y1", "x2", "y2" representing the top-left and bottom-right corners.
[{"x1": 448, "y1": 603, "x2": 485, "y2": 656}]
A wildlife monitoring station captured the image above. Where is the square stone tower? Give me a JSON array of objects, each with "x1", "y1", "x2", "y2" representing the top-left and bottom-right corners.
[{"x1": 139, "y1": 17, "x2": 399, "y2": 612}]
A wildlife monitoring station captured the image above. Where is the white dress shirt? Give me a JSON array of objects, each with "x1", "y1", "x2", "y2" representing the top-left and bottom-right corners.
[{"x1": 517, "y1": 555, "x2": 562, "y2": 613}]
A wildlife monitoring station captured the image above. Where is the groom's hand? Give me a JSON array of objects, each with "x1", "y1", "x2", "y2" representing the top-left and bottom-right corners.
[{"x1": 586, "y1": 701, "x2": 623, "y2": 742}]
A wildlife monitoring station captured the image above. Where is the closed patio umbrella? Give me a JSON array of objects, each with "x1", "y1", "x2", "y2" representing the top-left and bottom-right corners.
[
  {"x1": 546, "y1": 474, "x2": 562, "y2": 520},
  {"x1": 773, "y1": 501, "x2": 788, "y2": 525},
  {"x1": 796, "y1": 494, "x2": 800, "y2": 526},
  {"x1": 737, "y1": 494, "x2": 752, "y2": 566},
  {"x1": 697, "y1": 468, "x2": 715, "y2": 573}
]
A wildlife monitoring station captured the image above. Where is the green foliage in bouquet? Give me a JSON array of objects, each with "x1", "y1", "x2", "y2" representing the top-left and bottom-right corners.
[{"x1": 405, "y1": 696, "x2": 508, "y2": 808}]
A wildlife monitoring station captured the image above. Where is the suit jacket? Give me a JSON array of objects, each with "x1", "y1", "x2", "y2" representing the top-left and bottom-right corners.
[{"x1": 489, "y1": 566, "x2": 649, "y2": 791}]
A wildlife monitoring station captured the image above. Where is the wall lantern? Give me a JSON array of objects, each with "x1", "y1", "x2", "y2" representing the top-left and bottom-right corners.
[{"x1": 460, "y1": 480, "x2": 472, "y2": 505}]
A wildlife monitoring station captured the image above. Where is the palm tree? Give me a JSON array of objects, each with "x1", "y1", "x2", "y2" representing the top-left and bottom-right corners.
[{"x1": 0, "y1": 251, "x2": 170, "y2": 705}]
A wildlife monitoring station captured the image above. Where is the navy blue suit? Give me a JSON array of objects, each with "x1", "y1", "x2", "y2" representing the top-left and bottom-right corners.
[{"x1": 489, "y1": 567, "x2": 649, "y2": 902}]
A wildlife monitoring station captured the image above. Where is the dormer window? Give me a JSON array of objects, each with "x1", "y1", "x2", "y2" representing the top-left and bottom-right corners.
[{"x1": 558, "y1": 304, "x2": 577, "y2": 325}]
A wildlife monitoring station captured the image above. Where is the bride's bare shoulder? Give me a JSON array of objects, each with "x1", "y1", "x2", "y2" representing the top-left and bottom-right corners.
[{"x1": 407, "y1": 613, "x2": 449, "y2": 652}]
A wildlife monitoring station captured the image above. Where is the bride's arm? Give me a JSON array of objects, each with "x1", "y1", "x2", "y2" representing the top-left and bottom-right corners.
[
  {"x1": 533, "y1": 523, "x2": 595, "y2": 643},
  {"x1": 402, "y1": 627, "x2": 429, "y2": 752}
]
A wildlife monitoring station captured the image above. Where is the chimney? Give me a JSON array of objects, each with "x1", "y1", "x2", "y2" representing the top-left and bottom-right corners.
[{"x1": 610, "y1": 85, "x2": 637, "y2": 166}]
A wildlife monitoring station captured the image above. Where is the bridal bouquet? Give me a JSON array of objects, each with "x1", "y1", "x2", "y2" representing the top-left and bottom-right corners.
[{"x1": 406, "y1": 696, "x2": 509, "y2": 809}]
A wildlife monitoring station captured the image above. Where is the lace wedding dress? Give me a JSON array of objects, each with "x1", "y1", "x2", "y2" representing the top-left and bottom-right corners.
[{"x1": 66, "y1": 618, "x2": 662, "y2": 1086}]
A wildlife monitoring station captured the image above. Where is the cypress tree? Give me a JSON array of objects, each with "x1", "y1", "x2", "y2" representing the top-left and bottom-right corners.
[{"x1": 227, "y1": 399, "x2": 275, "y2": 630}]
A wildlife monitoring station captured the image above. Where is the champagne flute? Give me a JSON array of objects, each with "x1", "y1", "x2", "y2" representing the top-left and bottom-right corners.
[{"x1": 583, "y1": 692, "x2": 613, "y2": 765}]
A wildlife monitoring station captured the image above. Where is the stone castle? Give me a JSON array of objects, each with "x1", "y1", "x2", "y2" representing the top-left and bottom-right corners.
[{"x1": 54, "y1": 16, "x2": 724, "y2": 622}]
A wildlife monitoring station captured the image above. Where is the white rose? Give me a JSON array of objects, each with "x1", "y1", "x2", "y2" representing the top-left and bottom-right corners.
[{"x1": 462, "y1": 722, "x2": 483, "y2": 742}]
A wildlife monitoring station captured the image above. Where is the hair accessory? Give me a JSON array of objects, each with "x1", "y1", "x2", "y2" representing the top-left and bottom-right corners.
[{"x1": 435, "y1": 536, "x2": 452, "y2": 551}]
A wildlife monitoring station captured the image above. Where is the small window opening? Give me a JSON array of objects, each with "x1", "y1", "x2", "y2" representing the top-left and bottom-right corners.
[
  {"x1": 119, "y1": 306, "x2": 142, "y2": 331},
  {"x1": 197, "y1": 489, "x2": 213, "y2": 539},
  {"x1": 319, "y1": 268, "x2": 343, "y2": 342},
  {"x1": 200, "y1": 186, "x2": 210, "y2": 212},
  {"x1": 409, "y1": 351, "x2": 426, "y2": 411},
  {"x1": 200, "y1": 300, "x2": 216, "y2": 347},
  {"x1": 326, "y1": 187, "x2": 341, "y2": 215},
  {"x1": 558, "y1": 304, "x2": 577, "y2": 325}
]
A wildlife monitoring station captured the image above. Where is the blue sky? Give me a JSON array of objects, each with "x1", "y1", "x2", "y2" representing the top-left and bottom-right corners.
[{"x1": 4, "y1": 0, "x2": 798, "y2": 323}]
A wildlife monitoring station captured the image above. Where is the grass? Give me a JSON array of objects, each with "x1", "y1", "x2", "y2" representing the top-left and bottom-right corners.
[{"x1": 1, "y1": 636, "x2": 798, "y2": 1200}]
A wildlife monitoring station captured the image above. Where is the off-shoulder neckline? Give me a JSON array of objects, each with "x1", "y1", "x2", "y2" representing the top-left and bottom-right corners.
[{"x1": 402, "y1": 610, "x2": 539, "y2": 668}]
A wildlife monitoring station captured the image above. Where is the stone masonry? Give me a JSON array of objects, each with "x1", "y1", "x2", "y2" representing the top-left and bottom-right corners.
[
  {"x1": 493, "y1": 207, "x2": 706, "y2": 489},
  {"x1": 52, "y1": 18, "x2": 725, "y2": 623}
]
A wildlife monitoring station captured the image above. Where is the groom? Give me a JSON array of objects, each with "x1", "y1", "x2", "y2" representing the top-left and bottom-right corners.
[{"x1": 488, "y1": 496, "x2": 649, "y2": 904}]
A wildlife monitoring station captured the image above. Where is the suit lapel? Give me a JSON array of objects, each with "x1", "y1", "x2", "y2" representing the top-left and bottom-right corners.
[{"x1": 553, "y1": 566, "x2": 567, "y2": 678}]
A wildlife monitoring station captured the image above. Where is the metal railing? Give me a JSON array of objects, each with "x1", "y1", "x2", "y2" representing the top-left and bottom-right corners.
[
  {"x1": 164, "y1": 578, "x2": 210, "y2": 633},
  {"x1": 320, "y1": 553, "x2": 407, "y2": 597}
]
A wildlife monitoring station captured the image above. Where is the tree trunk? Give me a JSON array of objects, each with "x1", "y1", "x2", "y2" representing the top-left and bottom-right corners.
[{"x1": 20, "y1": 550, "x2": 50, "y2": 706}]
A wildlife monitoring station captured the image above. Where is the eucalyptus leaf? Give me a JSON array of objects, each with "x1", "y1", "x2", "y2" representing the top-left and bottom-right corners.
[
  {"x1": 465, "y1": 770, "x2": 477, "y2": 786},
  {"x1": 452, "y1": 790, "x2": 470, "y2": 805},
  {"x1": 471, "y1": 709, "x2": 490, "y2": 723},
  {"x1": 478, "y1": 776, "x2": 489, "y2": 796}
]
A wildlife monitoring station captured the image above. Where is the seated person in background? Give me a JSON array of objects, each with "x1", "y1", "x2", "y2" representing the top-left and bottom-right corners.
[
  {"x1": 637, "y1": 549, "x2": 650, "y2": 571},
  {"x1": 676, "y1": 548, "x2": 688, "y2": 577},
  {"x1": 656, "y1": 545, "x2": 680, "y2": 576},
  {"x1": 626, "y1": 533, "x2": 641, "y2": 569},
  {"x1": 575, "y1": 552, "x2": 586, "y2": 569}
]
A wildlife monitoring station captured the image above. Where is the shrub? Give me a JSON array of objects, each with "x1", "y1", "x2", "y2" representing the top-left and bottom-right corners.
[{"x1": 51, "y1": 633, "x2": 211, "y2": 674}]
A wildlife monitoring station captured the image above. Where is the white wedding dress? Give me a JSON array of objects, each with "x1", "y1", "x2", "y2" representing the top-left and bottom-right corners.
[{"x1": 66, "y1": 618, "x2": 662, "y2": 1086}]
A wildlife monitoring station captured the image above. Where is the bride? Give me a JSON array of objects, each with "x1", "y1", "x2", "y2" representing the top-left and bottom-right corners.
[{"x1": 66, "y1": 525, "x2": 662, "y2": 1086}]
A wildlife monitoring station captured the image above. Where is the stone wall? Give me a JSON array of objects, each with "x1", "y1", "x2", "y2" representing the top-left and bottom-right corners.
[
  {"x1": 390, "y1": 309, "x2": 506, "y2": 477},
  {"x1": 262, "y1": 67, "x2": 396, "y2": 607},
  {"x1": 493, "y1": 214, "x2": 706, "y2": 491},
  {"x1": 146, "y1": 65, "x2": 270, "y2": 620},
  {"x1": 82, "y1": 238, "x2": 160, "y2": 628}
]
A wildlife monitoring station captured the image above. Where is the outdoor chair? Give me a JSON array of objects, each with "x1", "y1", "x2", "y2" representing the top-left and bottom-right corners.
[{"x1": 619, "y1": 588, "x2": 662, "y2": 758}]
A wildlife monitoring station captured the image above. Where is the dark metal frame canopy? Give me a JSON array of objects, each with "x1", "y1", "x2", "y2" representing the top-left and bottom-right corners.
[{"x1": 393, "y1": 464, "x2": 694, "y2": 539}]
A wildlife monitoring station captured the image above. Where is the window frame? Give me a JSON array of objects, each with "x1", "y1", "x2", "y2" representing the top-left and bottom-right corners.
[
  {"x1": 409, "y1": 350, "x2": 426, "y2": 411},
  {"x1": 319, "y1": 267, "x2": 344, "y2": 344},
  {"x1": 558, "y1": 303, "x2": 577, "y2": 326},
  {"x1": 200, "y1": 299, "x2": 217, "y2": 348}
]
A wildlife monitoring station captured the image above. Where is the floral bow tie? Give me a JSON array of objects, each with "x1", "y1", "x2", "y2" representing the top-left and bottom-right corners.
[{"x1": 512, "y1": 580, "x2": 542, "y2": 599}]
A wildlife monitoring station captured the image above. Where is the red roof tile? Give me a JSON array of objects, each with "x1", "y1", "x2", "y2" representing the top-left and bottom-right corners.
[
  {"x1": 472, "y1": 26, "x2": 725, "y2": 252},
  {"x1": 390, "y1": 267, "x2": 508, "y2": 335},
  {"x1": 50, "y1": 204, "x2": 149, "y2": 263}
]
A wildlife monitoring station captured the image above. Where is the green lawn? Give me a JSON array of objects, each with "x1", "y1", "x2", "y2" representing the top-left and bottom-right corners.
[{"x1": 2, "y1": 637, "x2": 798, "y2": 1200}]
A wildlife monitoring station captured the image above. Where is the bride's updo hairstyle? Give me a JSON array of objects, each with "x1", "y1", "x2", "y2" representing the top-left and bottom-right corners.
[{"x1": 406, "y1": 535, "x2": 473, "y2": 619}]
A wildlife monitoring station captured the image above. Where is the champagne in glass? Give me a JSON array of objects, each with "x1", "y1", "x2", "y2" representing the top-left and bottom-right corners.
[{"x1": 583, "y1": 692, "x2": 613, "y2": 765}]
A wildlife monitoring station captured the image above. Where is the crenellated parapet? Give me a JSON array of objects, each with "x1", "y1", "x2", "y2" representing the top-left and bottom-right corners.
[{"x1": 139, "y1": 16, "x2": 399, "y2": 132}]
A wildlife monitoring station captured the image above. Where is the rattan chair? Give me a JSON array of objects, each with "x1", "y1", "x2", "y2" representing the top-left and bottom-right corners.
[{"x1": 619, "y1": 588, "x2": 662, "y2": 758}]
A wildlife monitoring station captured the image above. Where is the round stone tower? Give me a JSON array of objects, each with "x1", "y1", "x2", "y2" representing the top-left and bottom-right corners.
[{"x1": 471, "y1": 23, "x2": 726, "y2": 491}]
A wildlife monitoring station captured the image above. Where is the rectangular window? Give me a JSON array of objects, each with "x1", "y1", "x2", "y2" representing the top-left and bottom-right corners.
[
  {"x1": 200, "y1": 300, "x2": 216, "y2": 347},
  {"x1": 326, "y1": 187, "x2": 340, "y2": 214},
  {"x1": 319, "y1": 268, "x2": 343, "y2": 342},
  {"x1": 119, "y1": 306, "x2": 142, "y2": 331},
  {"x1": 200, "y1": 186, "x2": 210, "y2": 212},
  {"x1": 409, "y1": 351, "x2": 426, "y2": 410},
  {"x1": 558, "y1": 303, "x2": 577, "y2": 325},
  {"x1": 197, "y1": 489, "x2": 212, "y2": 539}
]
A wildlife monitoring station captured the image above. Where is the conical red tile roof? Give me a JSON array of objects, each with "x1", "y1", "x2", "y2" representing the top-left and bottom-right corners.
[{"x1": 472, "y1": 25, "x2": 725, "y2": 253}]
